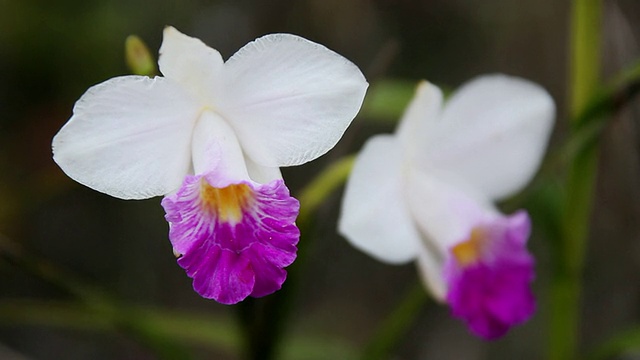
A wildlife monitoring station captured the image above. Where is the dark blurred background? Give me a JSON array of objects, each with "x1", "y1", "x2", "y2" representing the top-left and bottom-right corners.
[{"x1": 1, "y1": 0, "x2": 639, "y2": 359}]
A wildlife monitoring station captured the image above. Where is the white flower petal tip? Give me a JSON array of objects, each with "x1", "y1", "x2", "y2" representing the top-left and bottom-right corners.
[
  {"x1": 413, "y1": 80, "x2": 442, "y2": 100},
  {"x1": 396, "y1": 80, "x2": 443, "y2": 153},
  {"x1": 158, "y1": 27, "x2": 224, "y2": 103},
  {"x1": 159, "y1": 26, "x2": 222, "y2": 65},
  {"x1": 218, "y1": 33, "x2": 368, "y2": 168}
]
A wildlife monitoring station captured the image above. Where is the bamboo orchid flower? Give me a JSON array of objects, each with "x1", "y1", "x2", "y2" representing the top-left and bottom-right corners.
[
  {"x1": 53, "y1": 27, "x2": 367, "y2": 304},
  {"x1": 339, "y1": 75, "x2": 554, "y2": 339}
]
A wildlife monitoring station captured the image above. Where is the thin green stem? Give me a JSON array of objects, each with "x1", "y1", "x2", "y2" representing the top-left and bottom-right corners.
[
  {"x1": 236, "y1": 155, "x2": 356, "y2": 360},
  {"x1": 550, "y1": 0, "x2": 602, "y2": 359},
  {"x1": 360, "y1": 282, "x2": 428, "y2": 360},
  {"x1": 297, "y1": 155, "x2": 356, "y2": 227},
  {"x1": 569, "y1": 0, "x2": 602, "y2": 117}
]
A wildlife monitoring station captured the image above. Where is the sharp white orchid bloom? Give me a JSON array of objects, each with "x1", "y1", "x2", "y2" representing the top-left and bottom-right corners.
[
  {"x1": 339, "y1": 75, "x2": 554, "y2": 339},
  {"x1": 53, "y1": 27, "x2": 367, "y2": 304}
]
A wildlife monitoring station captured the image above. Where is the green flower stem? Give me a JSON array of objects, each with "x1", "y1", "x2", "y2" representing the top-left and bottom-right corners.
[
  {"x1": 550, "y1": 0, "x2": 602, "y2": 359},
  {"x1": 361, "y1": 282, "x2": 429, "y2": 360},
  {"x1": 297, "y1": 155, "x2": 356, "y2": 227},
  {"x1": 236, "y1": 155, "x2": 356, "y2": 360},
  {"x1": 569, "y1": 0, "x2": 603, "y2": 118},
  {"x1": 559, "y1": 59, "x2": 640, "y2": 168}
]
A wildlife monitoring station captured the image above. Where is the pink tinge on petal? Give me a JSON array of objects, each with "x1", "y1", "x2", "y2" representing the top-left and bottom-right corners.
[
  {"x1": 161, "y1": 174, "x2": 300, "y2": 304},
  {"x1": 444, "y1": 210, "x2": 535, "y2": 340}
]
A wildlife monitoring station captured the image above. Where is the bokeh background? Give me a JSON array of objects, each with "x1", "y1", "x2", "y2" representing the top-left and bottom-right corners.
[{"x1": 1, "y1": 0, "x2": 639, "y2": 359}]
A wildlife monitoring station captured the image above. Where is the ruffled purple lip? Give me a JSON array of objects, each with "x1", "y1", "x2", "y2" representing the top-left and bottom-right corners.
[
  {"x1": 444, "y1": 211, "x2": 536, "y2": 340},
  {"x1": 161, "y1": 174, "x2": 300, "y2": 304}
]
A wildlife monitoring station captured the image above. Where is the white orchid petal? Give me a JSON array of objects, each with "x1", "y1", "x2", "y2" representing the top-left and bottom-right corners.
[
  {"x1": 396, "y1": 81, "x2": 443, "y2": 157},
  {"x1": 339, "y1": 135, "x2": 420, "y2": 264},
  {"x1": 52, "y1": 76, "x2": 199, "y2": 199},
  {"x1": 421, "y1": 74, "x2": 555, "y2": 200},
  {"x1": 158, "y1": 26, "x2": 223, "y2": 103},
  {"x1": 217, "y1": 34, "x2": 368, "y2": 167},
  {"x1": 244, "y1": 156, "x2": 283, "y2": 184},
  {"x1": 406, "y1": 168, "x2": 494, "y2": 253},
  {"x1": 191, "y1": 111, "x2": 250, "y2": 187}
]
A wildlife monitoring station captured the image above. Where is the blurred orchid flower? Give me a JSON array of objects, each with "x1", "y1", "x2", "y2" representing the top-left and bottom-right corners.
[
  {"x1": 339, "y1": 75, "x2": 554, "y2": 339},
  {"x1": 53, "y1": 27, "x2": 367, "y2": 304}
]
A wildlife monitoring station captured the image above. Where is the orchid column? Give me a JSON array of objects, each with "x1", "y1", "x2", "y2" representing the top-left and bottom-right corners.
[
  {"x1": 52, "y1": 27, "x2": 368, "y2": 304},
  {"x1": 340, "y1": 75, "x2": 555, "y2": 339}
]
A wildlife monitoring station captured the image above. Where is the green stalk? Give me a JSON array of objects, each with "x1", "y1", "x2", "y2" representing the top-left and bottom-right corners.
[
  {"x1": 360, "y1": 283, "x2": 428, "y2": 360},
  {"x1": 550, "y1": 0, "x2": 602, "y2": 359},
  {"x1": 236, "y1": 156, "x2": 356, "y2": 360},
  {"x1": 569, "y1": 0, "x2": 602, "y2": 118},
  {"x1": 297, "y1": 155, "x2": 356, "y2": 227}
]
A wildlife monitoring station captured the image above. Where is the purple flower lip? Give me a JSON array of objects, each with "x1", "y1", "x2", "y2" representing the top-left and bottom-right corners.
[
  {"x1": 162, "y1": 174, "x2": 300, "y2": 304},
  {"x1": 445, "y1": 211, "x2": 536, "y2": 340}
]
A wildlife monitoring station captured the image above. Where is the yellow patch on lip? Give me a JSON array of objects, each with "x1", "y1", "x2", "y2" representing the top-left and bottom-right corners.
[
  {"x1": 199, "y1": 180, "x2": 253, "y2": 223},
  {"x1": 451, "y1": 227, "x2": 486, "y2": 267}
]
